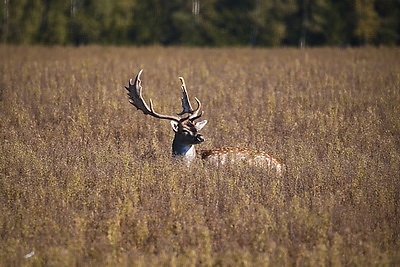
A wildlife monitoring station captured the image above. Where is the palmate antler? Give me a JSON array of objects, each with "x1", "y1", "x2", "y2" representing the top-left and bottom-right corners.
[
  {"x1": 177, "y1": 77, "x2": 203, "y2": 121},
  {"x1": 125, "y1": 69, "x2": 203, "y2": 122}
]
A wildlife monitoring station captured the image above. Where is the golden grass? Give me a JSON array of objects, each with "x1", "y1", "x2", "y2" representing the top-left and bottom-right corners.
[{"x1": 0, "y1": 45, "x2": 399, "y2": 266}]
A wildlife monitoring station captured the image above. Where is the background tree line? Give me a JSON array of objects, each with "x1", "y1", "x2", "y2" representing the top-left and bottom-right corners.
[{"x1": 0, "y1": 0, "x2": 399, "y2": 47}]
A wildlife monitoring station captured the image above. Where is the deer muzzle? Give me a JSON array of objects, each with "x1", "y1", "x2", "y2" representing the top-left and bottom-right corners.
[{"x1": 195, "y1": 134, "x2": 205, "y2": 143}]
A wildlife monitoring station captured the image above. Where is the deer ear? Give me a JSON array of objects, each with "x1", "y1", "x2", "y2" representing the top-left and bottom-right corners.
[
  {"x1": 170, "y1": 121, "x2": 179, "y2": 132},
  {"x1": 195, "y1": 120, "x2": 208, "y2": 131}
]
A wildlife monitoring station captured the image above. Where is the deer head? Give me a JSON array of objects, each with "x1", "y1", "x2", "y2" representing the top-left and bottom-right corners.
[{"x1": 125, "y1": 69, "x2": 207, "y2": 163}]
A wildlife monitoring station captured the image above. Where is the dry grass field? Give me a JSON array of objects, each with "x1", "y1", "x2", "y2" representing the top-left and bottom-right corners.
[{"x1": 0, "y1": 45, "x2": 399, "y2": 266}]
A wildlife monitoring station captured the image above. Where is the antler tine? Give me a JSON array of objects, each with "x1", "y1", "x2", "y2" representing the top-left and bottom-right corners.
[
  {"x1": 176, "y1": 77, "x2": 203, "y2": 121},
  {"x1": 189, "y1": 109, "x2": 203, "y2": 122},
  {"x1": 125, "y1": 69, "x2": 180, "y2": 122},
  {"x1": 177, "y1": 77, "x2": 194, "y2": 115},
  {"x1": 189, "y1": 97, "x2": 202, "y2": 120}
]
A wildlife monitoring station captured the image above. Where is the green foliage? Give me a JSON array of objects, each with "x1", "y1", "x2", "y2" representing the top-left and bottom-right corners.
[
  {"x1": 354, "y1": 0, "x2": 380, "y2": 44},
  {"x1": 374, "y1": 0, "x2": 400, "y2": 45},
  {"x1": 0, "y1": 0, "x2": 399, "y2": 46},
  {"x1": 40, "y1": 0, "x2": 69, "y2": 44},
  {"x1": 0, "y1": 46, "x2": 399, "y2": 265},
  {"x1": 248, "y1": 0, "x2": 297, "y2": 46},
  {"x1": 5, "y1": 0, "x2": 43, "y2": 44}
]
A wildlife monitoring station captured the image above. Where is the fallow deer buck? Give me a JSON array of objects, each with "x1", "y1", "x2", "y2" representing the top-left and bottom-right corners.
[{"x1": 125, "y1": 69, "x2": 283, "y2": 175}]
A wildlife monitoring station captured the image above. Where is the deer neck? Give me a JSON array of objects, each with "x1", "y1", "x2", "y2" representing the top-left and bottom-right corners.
[{"x1": 172, "y1": 136, "x2": 197, "y2": 163}]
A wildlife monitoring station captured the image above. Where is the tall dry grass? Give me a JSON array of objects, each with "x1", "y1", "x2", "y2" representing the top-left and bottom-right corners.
[{"x1": 0, "y1": 45, "x2": 399, "y2": 266}]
